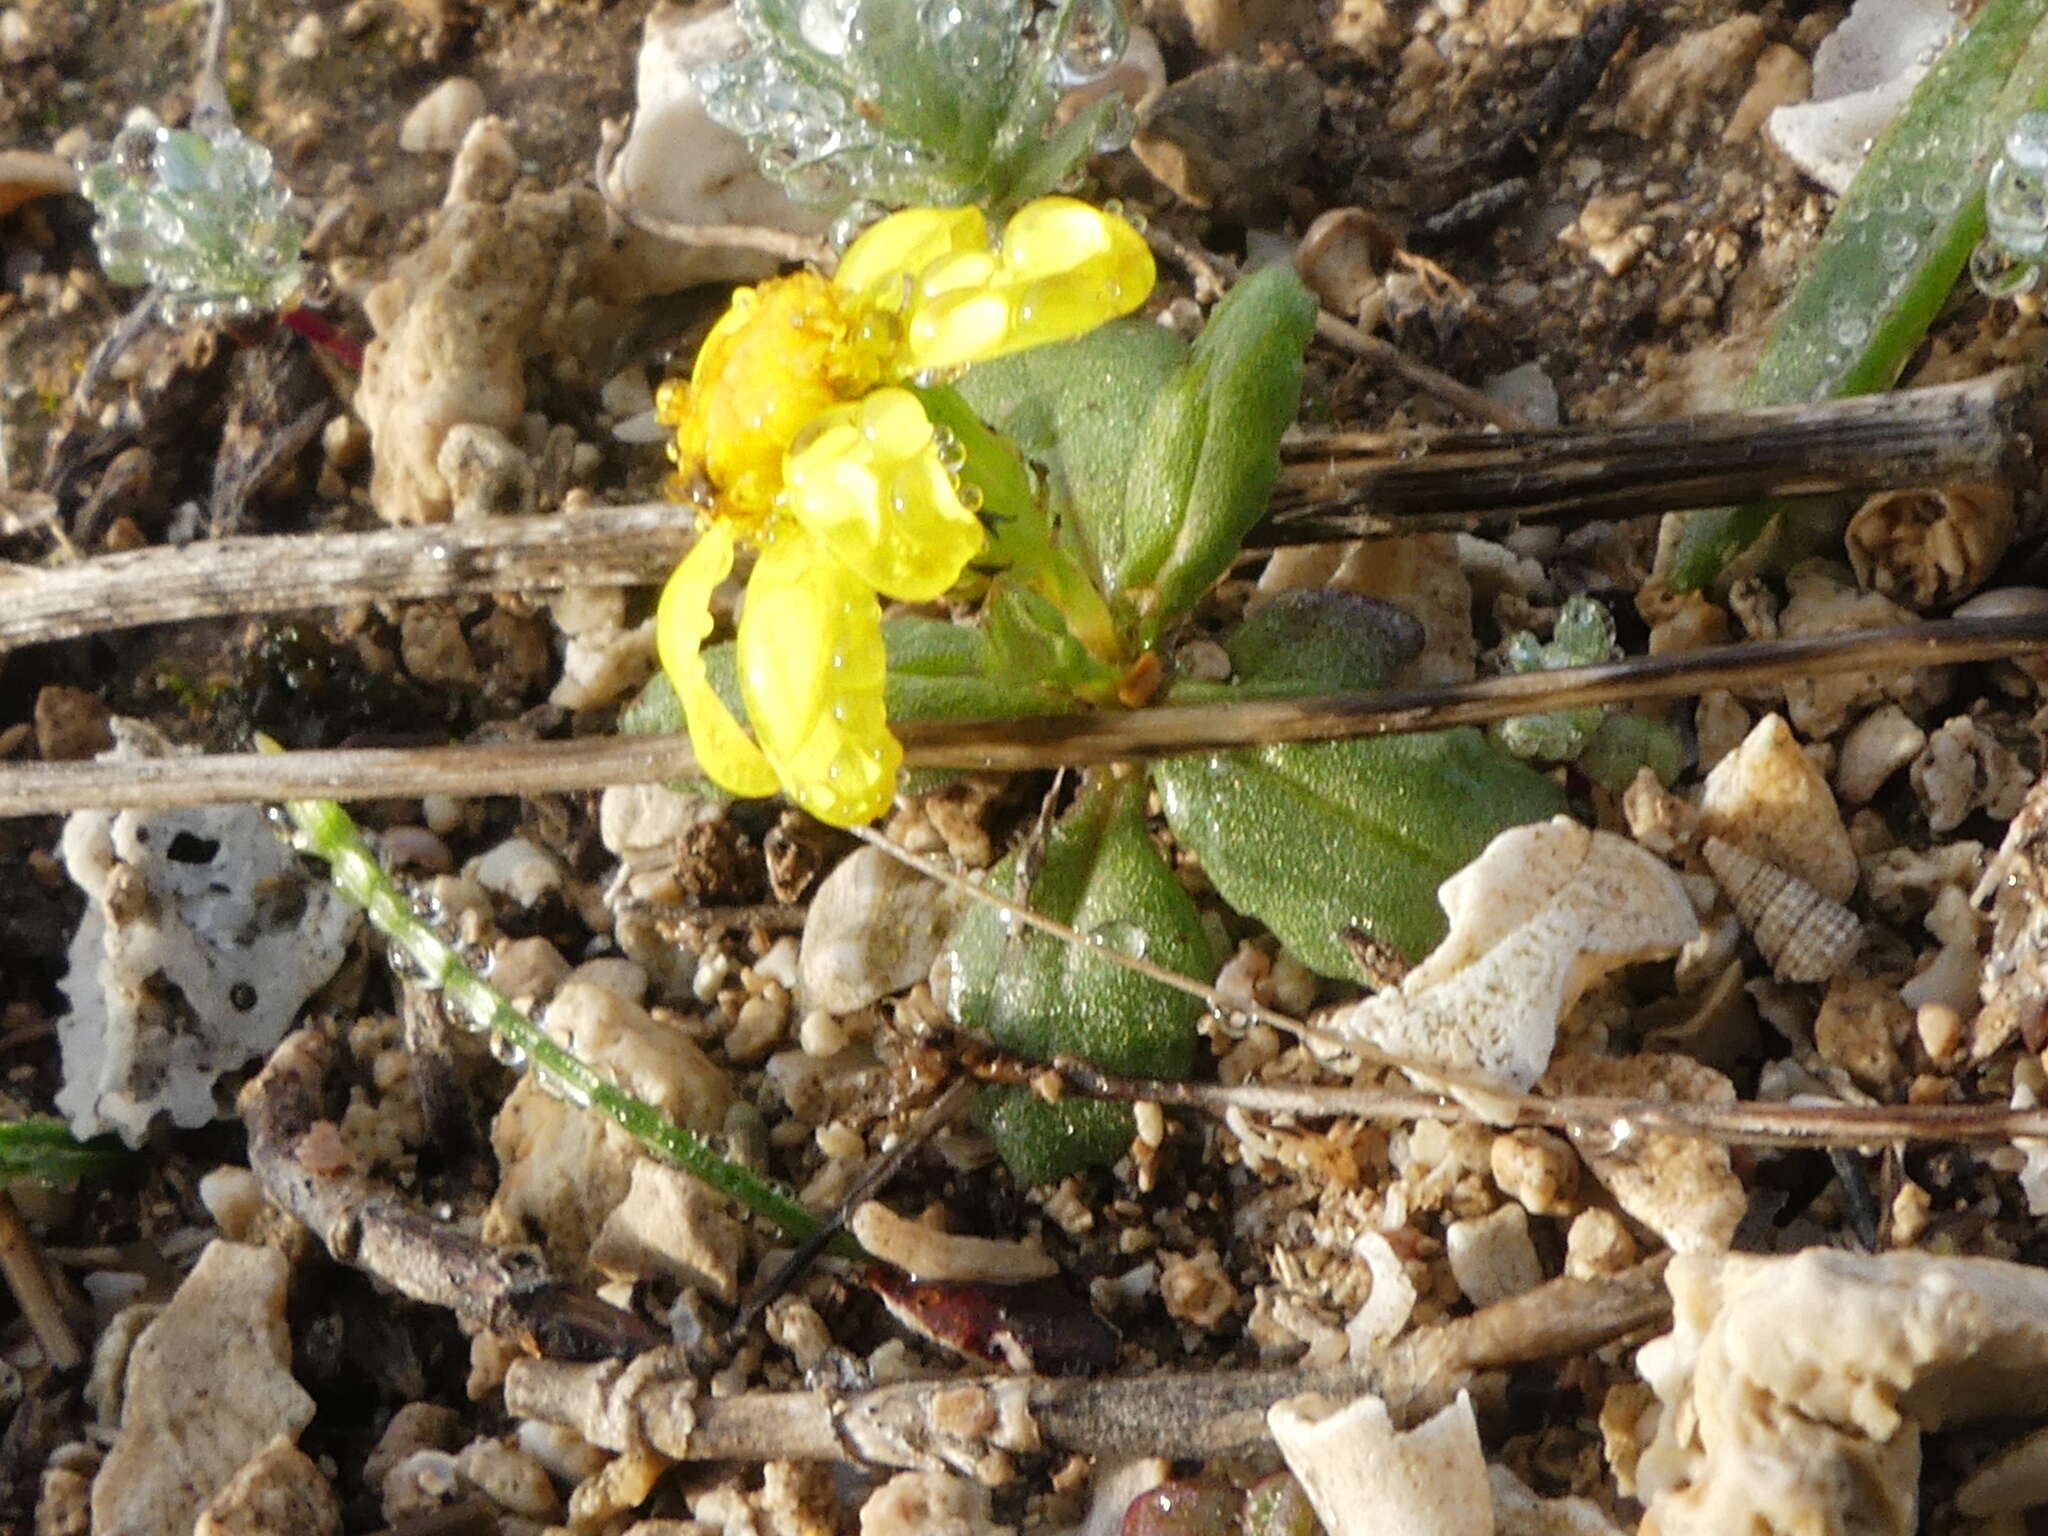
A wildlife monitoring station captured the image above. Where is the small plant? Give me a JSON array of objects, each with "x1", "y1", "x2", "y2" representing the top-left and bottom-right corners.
[
  {"x1": 697, "y1": 0, "x2": 1135, "y2": 217},
  {"x1": 80, "y1": 112, "x2": 307, "y2": 324}
]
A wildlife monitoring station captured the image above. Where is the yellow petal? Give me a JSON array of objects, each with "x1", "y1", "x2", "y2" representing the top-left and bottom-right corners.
[
  {"x1": 654, "y1": 522, "x2": 779, "y2": 799},
  {"x1": 902, "y1": 196, "x2": 1155, "y2": 372},
  {"x1": 781, "y1": 387, "x2": 985, "y2": 603},
  {"x1": 738, "y1": 532, "x2": 901, "y2": 827},
  {"x1": 835, "y1": 205, "x2": 989, "y2": 316}
]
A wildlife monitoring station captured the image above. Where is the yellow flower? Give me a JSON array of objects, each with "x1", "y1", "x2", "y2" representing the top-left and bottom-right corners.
[{"x1": 655, "y1": 197, "x2": 1153, "y2": 827}]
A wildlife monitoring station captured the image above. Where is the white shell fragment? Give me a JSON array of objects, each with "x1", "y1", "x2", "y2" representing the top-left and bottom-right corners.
[
  {"x1": 1635, "y1": 1250, "x2": 2048, "y2": 1536},
  {"x1": 1702, "y1": 836, "x2": 1862, "y2": 984},
  {"x1": 55, "y1": 722, "x2": 358, "y2": 1145},
  {"x1": 601, "y1": 3, "x2": 833, "y2": 297},
  {"x1": 1323, "y1": 818, "x2": 1699, "y2": 1095},
  {"x1": 1269, "y1": 1390, "x2": 1490, "y2": 1536},
  {"x1": 1766, "y1": 0, "x2": 1955, "y2": 195}
]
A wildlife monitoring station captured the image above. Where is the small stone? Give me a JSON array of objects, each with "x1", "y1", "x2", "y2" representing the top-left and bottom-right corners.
[
  {"x1": 1723, "y1": 42, "x2": 1811, "y2": 144},
  {"x1": 91, "y1": 1243, "x2": 315, "y2": 1536},
  {"x1": 1699, "y1": 712, "x2": 1857, "y2": 903},
  {"x1": 33, "y1": 685, "x2": 111, "y2": 762},
  {"x1": 1565, "y1": 1207, "x2": 1637, "y2": 1279},
  {"x1": 858, "y1": 1471, "x2": 1000, "y2": 1536},
  {"x1": 468, "y1": 836, "x2": 564, "y2": 909},
  {"x1": 193, "y1": 1437, "x2": 340, "y2": 1536},
  {"x1": 1160, "y1": 1249, "x2": 1239, "y2": 1331},
  {"x1": 1545, "y1": 1052, "x2": 1744, "y2": 1254},
  {"x1": 1446, "y1": 1203, "x2": 1544, "y2": 1306},
  {"x1": 455, "y1": 1437, "x2": 561, "y2": 1521},
  {"x1": 197, "y1": 1166, "x2": 266, "y2": 1242},
  {"x1": 437, "y1": 423, "x2": 534, "y2": 520},
  {"x1": 399, "y1": 606, "x2": 479, "y2": 686},
  {"x1": 1813, "y1": 976, "x2": 1909, "y2": 1090},
  {"x1": 1834, "y1": 704, "x2": 1927, "y2": 806},
  {"x1": 726, "y1": 994, "x2": 788, "y2": 1064},
  {"x1": 1130, "y1": 60, "x2": 1324, "y2": 222},
  {"x1": 800, "y1": 847, "x2": 968, "y2": 1013},
  {"x1": 1916, "y1": 1002, "x2": 1963, "y2": 1064},
  {"x1": 1490, "y1": 1128, "x2": 1580, "y2": 1217},
  {"x1": 284, "y1": 13, "x2": 327, "y2": 60},
  {"x1": 400, "y1": 77, "x2": 487, "y2": 154},
  {"x1": 1911, "y1": 715, "x2": 2031, "y2": 835},
  {"x1": 363, "y1": 1404, "x2": 463, "y2": 1498}
]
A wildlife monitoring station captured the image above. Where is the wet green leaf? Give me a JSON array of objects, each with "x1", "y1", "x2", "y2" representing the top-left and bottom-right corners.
[
  {"x1": 1670, "y1": 0, "x2": 2048, "y2": 587},
  {"x1": 0, "y1": 1119, "x2": 126, "y2": 1183},
  {"x1": 1111, "y1": 266, "x2": 1318, "y2": 645},
  {"x1": 1154, "y1": 731, "x2": 1565, "y2": 979},
  {"x1": 945, "y1": 771, "x2": 1215, "y2": 1181}
]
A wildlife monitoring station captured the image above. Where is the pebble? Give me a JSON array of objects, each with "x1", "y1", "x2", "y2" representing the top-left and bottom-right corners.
[
  {"x1": 468, "y1": 836, "x2": 565, "y2": 909},
  {"x1": 589, "y1": 1160, "x2": 742, "y2": 1301},
  {"x1": 1130, "y1": 59, "x2": 1324, "y2": 222},
  {"x1": 284, "y1": 12, "x2": 328, "y2": 60},
  {"x1": 799, "y1": 847, "x2": 968, "y2": 1013},
  {"x1": 399, "y1": 76, "x2": 487, "y2": 154},
  {"x1": 798, "y1": 1009, "x2": 845, "y2": 1057},
  {"x1": 194, "y1": 1438, "x2": 341, "y2": 1536},
  {"x1": 91, "y1": 1243, "x2": 315, "y2": 1536},
  {"x1": 1446, "y1": 1203, "x2": 1545, "y2": 1306},
  {"x1": 197, "y1": 1166, "x2": 267, "y2": 1241}
]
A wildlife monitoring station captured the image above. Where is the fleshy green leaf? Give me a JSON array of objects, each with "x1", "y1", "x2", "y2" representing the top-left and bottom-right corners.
[
  {"x1": 944, "y1": 771, "x2": 1215, "y2": 1181},
  {"x1": 1112, "y1": 266, "x2": 1317, "y2": 644},
  {"x1": 883, "y1": 615, "x2": 1076, "y2": 720},
  {"x1": 1669, "y1": 0, "x2": 2048, "y2": 588},
  {"x1": 0, "y1": 1119, "x2": 127, "y2": 1183},
  {"x1": 972, "y1": 1091, "x2": 1135, "y2": 1188},
  {"x1": 1221, "y1": 589, "x2": 1423, "y2": 697},
  {"x1": 954, "y1": 315, "x2": 1187, "y2": 586},
  {"x1": 1154, "y1": 731, "x2": 1565, "y2": 980}
]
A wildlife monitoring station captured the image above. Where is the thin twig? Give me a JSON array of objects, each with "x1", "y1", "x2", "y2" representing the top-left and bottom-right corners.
[
  {"x1": 1312, "y1": 310, "x2": 1528, "y2": 432},
  {"x1": 4, "y1": 612, "x2": 2042, "y2": 816},
  {"x1": 503, "y1": 1261, "x2": 1670, "y2": 1469},
  {"x1": 1261, "y1": 369, "x2": 2030, "y2": 542},
  {"x1": 191, "y1": 0, "x2": 232, "y2": 127},
  {"x1": 594, "y1": 120, "x2": 834, "y2": 268},
  {"x1": 731, "y1": 1078, "x2": 977, "y2": 1340},
  {"x1": 4, "y1": 378, "x2": 2021, "y2": 655},
  {"x1": 980, "y1": 1052, "x2": 2048, "y2": 1150},
  {"x1": 0, "y1": 502, "x2": 693, "y2": 653},
  {"x1": 0, "y1": 1190, "x2": 81, "y2": 1371}
]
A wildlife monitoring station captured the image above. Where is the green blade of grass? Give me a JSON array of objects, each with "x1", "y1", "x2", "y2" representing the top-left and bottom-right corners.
[
  {"x1": 0, "y1": 1119, "x2": 127, "y2": 1182},
  {"x1": 1669, "y1": 0, "x2": 2048, "y2": 589},
  {"x1": 275, "y1": 785, "x2": 857, "y2": 1257}
]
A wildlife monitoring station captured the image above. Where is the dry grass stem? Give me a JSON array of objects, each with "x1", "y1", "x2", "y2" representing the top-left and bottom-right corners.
[
  {"x1": 241, "y1": 1026, "x2": 658, "y2": 1356},
  {"x1": 4, "y1": 613, "x2": 2044, "y2": 816},
  {"x1": 1266, "y1": 370, "x2": 2029, "y2": 542},
  {"x1": 503, "y1": 1262, "x2": 1669, "y2": 1469},
  {"x1": 0, "y1": 502, "x2": 693, "y2": 652},
  {"x1": 0, "y1": 1190, "x2": 80, "y2": 1371}
]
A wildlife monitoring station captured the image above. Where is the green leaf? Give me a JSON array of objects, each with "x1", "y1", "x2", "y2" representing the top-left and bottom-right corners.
[
  {"x1": 1222, "y1": 589, "x2": 1423, "y2": 697},
  {"x1": 1113, "y1": 266, "x2": 1317, "y2": 644},
  {"x1": 1669, "y1": 0, "x2": 2048, "y2": 588},
  {"x1": 954, "y1": 316, "x2": 1187, "y2": 585},
  {"x1": 0, "y1": 1119, "x2": 126, "y2": 1183},
  {"x1": 972, "y1": 1091, "x2": 1135, "y2": 1188},
  {"x1": 983, "y1": 581, "x2": 1124, "y2": 700},
  {"x1": 883, "y1": 615, "x2": 1075, "y2": 720},
  {"x1": 1154, "y1": 731, "x2": 1565, "y2": 980},
  {"x1": 944, "y1": 771, "x2": 1215, "y2": 1181}
]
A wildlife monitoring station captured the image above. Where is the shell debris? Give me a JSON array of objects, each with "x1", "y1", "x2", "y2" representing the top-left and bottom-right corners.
[{"x1": 1702, "y1": 836, "x2": 1861, "y2": 984}]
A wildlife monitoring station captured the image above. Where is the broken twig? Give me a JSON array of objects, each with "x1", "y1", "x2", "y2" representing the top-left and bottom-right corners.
[
  {"x1": 3, "y1": 613, "x2": 2044, "y2": 815},
  {"x1": 503, "y1": 1262, "x2": 1669, "y2": 1472}
]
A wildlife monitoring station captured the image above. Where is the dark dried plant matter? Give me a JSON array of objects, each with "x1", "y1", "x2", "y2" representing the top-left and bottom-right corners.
[{"x1": 14, "y1": 0, "x2": 2048, "y2": 1532}]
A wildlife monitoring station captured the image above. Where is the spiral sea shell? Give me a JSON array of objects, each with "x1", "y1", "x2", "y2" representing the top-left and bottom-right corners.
[{"x1": 1702, "y1": 836, "x2": 1862, "y2": 984}]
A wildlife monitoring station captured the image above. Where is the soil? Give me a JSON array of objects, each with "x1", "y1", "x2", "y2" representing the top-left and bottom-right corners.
[{"x1": 2, "y1": 0, "x2": 2045, "y2": 1532}]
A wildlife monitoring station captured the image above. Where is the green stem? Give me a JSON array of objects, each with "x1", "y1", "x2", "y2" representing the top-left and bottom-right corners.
[{"x1": 277, "y1": 790, "x2": 857, "y2": 1256}]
